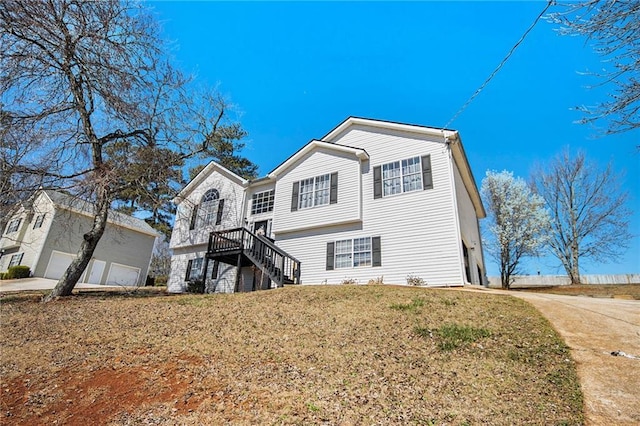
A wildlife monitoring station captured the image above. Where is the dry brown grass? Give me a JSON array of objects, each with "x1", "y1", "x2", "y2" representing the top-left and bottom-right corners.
[
  {"x1": 517, "y1": 284, "x2": 640, "y2": 300},
  {"x1": 1, "y1": 285, "x2": 584, "y2": 425}
]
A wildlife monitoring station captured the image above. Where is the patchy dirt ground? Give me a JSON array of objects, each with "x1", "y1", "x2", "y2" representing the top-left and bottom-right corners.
[{"x1": 1, "y1": 285, "x2": 583, "y2": 425}]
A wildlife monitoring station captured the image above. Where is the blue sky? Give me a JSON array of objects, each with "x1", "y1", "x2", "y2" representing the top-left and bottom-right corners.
[{"x1": 151, "y1": 1, "x2": 639, "y2": 276}]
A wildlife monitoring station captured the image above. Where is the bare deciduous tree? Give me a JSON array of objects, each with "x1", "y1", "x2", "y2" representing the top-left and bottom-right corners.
[
  {"x1": 481, "y1": 170, "x2": 551, "y2": 289},
  {"x1": 548, "y1": 1, "x2": 640, "y2": 134},
  {"x1": 531, "y1": 149, "x2": 631, "y2": 284},
  {"x1": 1, "y1": 0, "x2": 254, "y2": 300}
]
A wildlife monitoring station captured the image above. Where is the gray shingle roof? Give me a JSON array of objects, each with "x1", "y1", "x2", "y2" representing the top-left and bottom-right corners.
[{"x1": 43, "y1": 190, "x2": 158, "y2": 237}]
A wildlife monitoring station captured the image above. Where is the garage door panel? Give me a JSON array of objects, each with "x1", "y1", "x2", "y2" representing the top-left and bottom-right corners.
[
  {"x1": 106, "y1": 263, "x2": 140, "y2": 286},
  {"x1": 44, "y1": 251, "x2": 75, "y2": 280}
]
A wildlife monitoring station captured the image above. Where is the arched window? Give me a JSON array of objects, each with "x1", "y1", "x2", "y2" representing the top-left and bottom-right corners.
[
  {"x1": 200, "y1": 189, "x2": 219, "y2": 227},
  {"x1": 189, "y1": 189, "x2": 225, "y2": 230}
]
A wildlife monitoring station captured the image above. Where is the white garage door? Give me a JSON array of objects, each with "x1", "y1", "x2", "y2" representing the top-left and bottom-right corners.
[
  {"x1": 44, "y1": 251, "x2": 75, "y2": 280},
  {"x1": 106, "y1": 263, "x2": 140, "y2": 286}
]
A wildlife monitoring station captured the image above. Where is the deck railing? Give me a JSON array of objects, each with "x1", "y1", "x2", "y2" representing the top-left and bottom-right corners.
[{"x1": 207, "y1": 227, "x2": 301, "y2": 286}]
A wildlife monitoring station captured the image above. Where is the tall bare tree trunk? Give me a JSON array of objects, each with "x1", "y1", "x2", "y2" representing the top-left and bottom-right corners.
[{"x1": 43, "y1": 188, "x2": 110, "y2": 301}]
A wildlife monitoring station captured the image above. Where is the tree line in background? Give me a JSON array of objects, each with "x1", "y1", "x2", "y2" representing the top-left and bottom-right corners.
[
  {"x1": 1, "y1": 0, "x2": 257, "y2": 301},
  {"x1": 482, "y1": 149, "x2": 631, "y2": 289}
]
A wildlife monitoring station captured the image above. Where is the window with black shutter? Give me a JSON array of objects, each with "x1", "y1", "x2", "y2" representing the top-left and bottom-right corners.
[
  {"x1": 215, "y1": 199, "x2": 225, "y2": 225},
  {"x1": 326, "y1": 242, "x2": 335, "y2": 270},
  {"x1": 421, "y1": 154, "x2": 433, "y2": 190},
  {"x1": 372, "y1": 236, "x2": 382, "y2": 267},
  {"x1": 330, "y1": 172, "x2": 338, "y2": 204}
]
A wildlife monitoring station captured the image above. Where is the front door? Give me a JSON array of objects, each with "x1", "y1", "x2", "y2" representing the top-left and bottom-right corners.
[{"x1": 253, "y1": 220, "x2": 270, "y2": 236}]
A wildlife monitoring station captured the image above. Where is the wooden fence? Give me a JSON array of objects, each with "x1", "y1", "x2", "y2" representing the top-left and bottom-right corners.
[{"x1": 487, "y1": 274, "x2": 640, "y2": 288}]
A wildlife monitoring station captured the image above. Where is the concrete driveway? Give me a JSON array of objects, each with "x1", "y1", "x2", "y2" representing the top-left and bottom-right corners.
[
  {"x1": 0, "y1": 277, "x2": 135, "y2": 293},
  {"x1": 492, "y1": 290, "x2": 640, "y2": 425}
]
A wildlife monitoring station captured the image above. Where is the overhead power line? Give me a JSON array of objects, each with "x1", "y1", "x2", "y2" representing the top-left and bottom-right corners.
[{"x1": 443, "y1": 0, "x2": 555, "y2": 130}]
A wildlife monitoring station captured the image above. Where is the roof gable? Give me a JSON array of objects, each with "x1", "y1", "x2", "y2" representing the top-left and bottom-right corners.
[
  {"x1": 323, "y1": 116, "x2": 459, "y2": 142},
  {"x1": 323, "y1": 116, "x2": 485, "y2": 218},
  {"x1": 268, "y1": 140, "x2": 369, "y2": 178},
  {"x1": 175, "y1": 161, "x2": 248, "y2": 203},
  {"x1": 42, "y1": 190, "x2": 158, "y2": 236}
]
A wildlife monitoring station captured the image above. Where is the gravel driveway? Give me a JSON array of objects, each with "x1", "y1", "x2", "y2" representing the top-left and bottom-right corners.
[{"x1": 502, "y1": 291, "x2": 639, "y2": 425}]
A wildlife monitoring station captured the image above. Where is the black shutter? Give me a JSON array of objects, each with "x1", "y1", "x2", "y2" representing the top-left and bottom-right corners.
[
  {"x1": 421, "y1": 155, "x2": 433, "y2": 190},
  {"x1": 215, "y1": 199, "x2": 225, "y2": 225},
  {"x1": 326, "y1": 242, "x2": 335, "y2": 271},
  {"x1": 189, "y1": 205, "x2": 199, "y2": 230},
  {"x1": 185, "y1": 259, "x2": 193, "y2": 280},
  {"x1": 330, "y1": 172, "x2": 338, "y2": 204},
  {"x1": 291, "y1": 181, "x2": 300, "y2": 212},
  {"x1": 373, "y1": 166, "x2": 382, "y2": 199},
  {"x1": 212, "y1": 260, "x2": 219, "y2": 279},
  {"x1": 372, "y1": 237, "x2": 381, "y2": 267}
]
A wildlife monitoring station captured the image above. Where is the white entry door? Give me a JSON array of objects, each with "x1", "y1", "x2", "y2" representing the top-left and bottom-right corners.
[
  {"x1": 44, "y1": 251, "x2": 75, "y2": 280},
  {"x1": 87, "y1": 260, "x2": 106, "y2": 284},
  {"x1": 106, "y1": 263, "x2": 140, "y2": 286}
]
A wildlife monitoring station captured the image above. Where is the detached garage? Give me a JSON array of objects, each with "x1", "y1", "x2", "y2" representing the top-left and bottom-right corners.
[{"x1": 1, "y1": 190, "x2": 158, "y2": 286}]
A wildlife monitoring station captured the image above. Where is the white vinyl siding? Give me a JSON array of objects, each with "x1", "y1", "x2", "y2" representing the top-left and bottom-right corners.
[
  {"x1": 170, "y1": 168, "x2": 245, "y2": 250},
  {"x1": 273, "y1": 149, "x2": 361, "y2": 234},
  {"x1": 167, "y1": 120, "x2": 481, "y2": 291},
  {"x1": 167, "y1": 251, "x2": 237, "y2": 294},
  {"x1": 454, "y1": 164, "x2": 485, "y2": 283},
  {"x1": 277, "y1": 125, "x2": 465, "y2": 286}
]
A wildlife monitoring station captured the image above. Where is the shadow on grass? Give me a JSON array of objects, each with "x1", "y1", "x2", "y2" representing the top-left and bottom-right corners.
[{"x1": 0, "y1": 286, "x2": 173, "y2": 304}]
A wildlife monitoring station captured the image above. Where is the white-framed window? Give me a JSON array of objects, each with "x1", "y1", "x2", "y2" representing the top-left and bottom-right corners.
[
  {"x1": 327, "y1": 237, "x2": 381, "y2": 270},
  {"x1": 299, "y1": 174, "x2": 330, "y2": 210},
  {"x1": 9, "y1": 253, "x2": 23, "y2": 268},
  {"x1": 335, "y1": 239, "x2": 353, "y2": 269},
  {"x1": 401, "y1": 157, "x2": 422, "y2": 192},
  {"x1": 185, "y1": 257, "x2": 203, "y2": 281},
  {"x1": 199, "y1": 189, "x2": 219, "y2": 227},
  {"x1": 33, "y1": 214, "x2": 46, "y2": 229},
  {"x1": 190, "y1": 189, "x2": 225, "y2": 230},
  {"x1": 335, "y1": 237, "x2": 372, "y2": 268},
  {"x1": 382, "y1": 156, "x2": 423, "y2": 196},
  {"x1": 353, "y1": 237, "x2": 372, "y2": 267},
  {"x1": 251, "y1": 190, "x2": 275, "y2": 215},
  {"x1": 5, "y1": 218, "x2": 21, "y2": 234}
]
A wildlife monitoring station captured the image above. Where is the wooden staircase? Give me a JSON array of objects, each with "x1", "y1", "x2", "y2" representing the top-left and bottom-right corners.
[{"x1": 206, "y1": 227, "x2": 301, "y2": 291}]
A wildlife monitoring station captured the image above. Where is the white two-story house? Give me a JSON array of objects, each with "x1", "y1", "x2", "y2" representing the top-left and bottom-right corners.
[{"x1": 167, "y1": 117, "x2": 486, "y2": 293}]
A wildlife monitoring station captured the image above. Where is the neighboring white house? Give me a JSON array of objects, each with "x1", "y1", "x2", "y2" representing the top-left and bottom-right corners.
[
  {"x1": 0, "y1": 190, "x2": 158, "y2": 286},
  {"x1": 167, "y1": 117, "x2": 486, "y2": 293}
]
